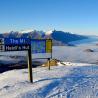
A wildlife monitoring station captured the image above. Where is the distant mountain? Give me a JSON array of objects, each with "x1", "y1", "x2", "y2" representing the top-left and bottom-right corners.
[
  {"x1": 44, "y1": 30, "x2": 88, "y2": 45},
  {"x1": 20, "y1": 30, "x2": 45, "y2": 39},
  {"x1": 51, "y1": 30, "x2": 87, "y2": 44},
  {"x1": 0, "y1": 30, "x2": 88, "y2": 46}
]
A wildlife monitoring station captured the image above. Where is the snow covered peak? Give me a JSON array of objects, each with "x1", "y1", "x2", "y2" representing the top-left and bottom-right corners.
[
  {"x1": 46, "y1": 30, "x2": 53, "y2": 35},
  {"x1": 20, "y1": 29, "x2": 34, "y2": 33}
]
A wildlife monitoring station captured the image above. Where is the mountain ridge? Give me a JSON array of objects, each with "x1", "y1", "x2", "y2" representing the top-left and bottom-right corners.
[{"x1": 0, "y1": 30, "x2": 88, "y2": 46}]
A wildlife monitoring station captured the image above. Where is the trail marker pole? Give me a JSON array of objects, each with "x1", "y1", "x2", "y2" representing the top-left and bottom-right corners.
[
  {"x1": 28, "y1": 46, "x2": 33, "y2": 83},
  {"x1": 48, "y1": 58, "x2": 51, "y2": 70}
]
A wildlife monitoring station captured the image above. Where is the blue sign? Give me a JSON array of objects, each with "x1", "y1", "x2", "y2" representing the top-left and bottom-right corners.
[
  {"x1": 31, "y1": 39, "x2": 46, "y2": 53},
  {"x1": 5, "y1": 45, "x2": 30, "y2": 51},
  {"x1": 4, "y1": 38, "x2": 31, "y2": 45}
]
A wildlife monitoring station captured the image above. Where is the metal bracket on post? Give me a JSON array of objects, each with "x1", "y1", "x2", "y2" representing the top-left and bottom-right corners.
[
  {"x1": 48, "y1": 58, "x2": 51, "y2": 70},
  {"x1": 28, "y1": 46, "x2": 33, "y2": 83}
]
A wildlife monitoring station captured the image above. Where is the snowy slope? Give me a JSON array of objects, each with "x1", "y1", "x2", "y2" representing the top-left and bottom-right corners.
[{"x1": 0, "y1": 63, "x2": 98, "y2": 98}]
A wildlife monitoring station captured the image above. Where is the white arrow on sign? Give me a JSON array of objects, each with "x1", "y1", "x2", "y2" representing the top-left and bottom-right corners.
[
  {"x1": 0, "y1": 45, "x2": 5, "y2": 51},
  {"x1": 0, "y1": 38, "x2": 5, "y2": 51},
  {"x1": 0, "y1": 38, "x2": 4, "y2": 45}
]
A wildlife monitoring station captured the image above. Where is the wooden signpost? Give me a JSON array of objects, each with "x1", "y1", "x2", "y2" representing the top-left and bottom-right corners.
[
  {"x1": 5, "y1": 38, "x2": 33, "y2": 83},
  {"x1": 27, "y1": 45, "x2": 33, "y2": 83},
  {"x1": 0, "y1": 38, "x2": 52, "y2": 83},
  {"x1": 0, "y1": 38, "x2": 33, "y2": 83}
]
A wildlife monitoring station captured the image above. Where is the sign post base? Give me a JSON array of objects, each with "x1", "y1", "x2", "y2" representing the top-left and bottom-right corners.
[
  {"x1": 28, "y1": 48, "x2": 33, "y2": 83},
  {"x1": 48, "y1": 58, "x2": 51, "y2": 70}
]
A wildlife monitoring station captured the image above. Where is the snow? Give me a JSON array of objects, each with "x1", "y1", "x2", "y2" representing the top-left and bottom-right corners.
[
  {"x1": 20, "y1": 29, "x2": 34, "y2": 33},
  {"x1": 0, "y1": 36, "x2": 98, "y2": 98},
  {"x1": 46, "y1": 30, "x2": 53, "y2": 35},
  {"x1": 0, "y1": 62, "x2": 98, "y2": 98}
]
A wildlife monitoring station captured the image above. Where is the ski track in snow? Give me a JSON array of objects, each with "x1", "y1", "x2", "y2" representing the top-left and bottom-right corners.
[
  {"x1": 9, "y1": 64, "x2": 98, "y2": 98},
  {"x1": 39, "y1": 65, "x2": 98, "y2": 98}
]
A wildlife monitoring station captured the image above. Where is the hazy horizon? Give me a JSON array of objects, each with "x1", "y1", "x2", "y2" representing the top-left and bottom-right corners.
[{"x1": 0, "y1": 29, "x2": 97, "y2": 36}]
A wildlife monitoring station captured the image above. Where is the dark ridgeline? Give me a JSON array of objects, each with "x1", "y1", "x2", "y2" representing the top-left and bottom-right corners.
[
  {"x1": 51, "y1": 30, "x2": 87, "y2": 44},
  {"x1": 0, "y1": 30, "x2": 88, "y2": 46}
]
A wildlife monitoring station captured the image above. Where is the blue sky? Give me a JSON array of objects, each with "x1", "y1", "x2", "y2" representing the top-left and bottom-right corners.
[{"x1": 0, "y1": 0, "x2": 98, "y2": 35}]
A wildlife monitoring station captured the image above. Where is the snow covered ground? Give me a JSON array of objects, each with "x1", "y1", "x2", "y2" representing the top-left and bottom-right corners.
[
  {"x1": 0, "y1": 36, "x2": 98, "y2": 98},
  {"x1": 0, "y1": 62, "x2": 98, "y2": 98}
]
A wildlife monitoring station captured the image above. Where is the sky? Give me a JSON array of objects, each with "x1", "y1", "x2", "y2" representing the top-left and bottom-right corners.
[{"x1": 0, "y1": 0, "x2": 98, "y2": 35}]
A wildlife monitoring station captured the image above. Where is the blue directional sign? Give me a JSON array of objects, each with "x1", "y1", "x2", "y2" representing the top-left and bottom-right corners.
[
  {"x1": 3, "y1": 38, "x2": 31, "y2": 51},
  {"x1": 5, "y1": 45, "x2": 30, "y2": 51},
  {"x1": 1, "y1": 38, "x2": 52, "y2": 52},
  {"x1": 4, "y1": 38, "x2": 31, "y2": 45},
  {"x1": 31, "y1": 39, "x2": 46, "y2": 53}
]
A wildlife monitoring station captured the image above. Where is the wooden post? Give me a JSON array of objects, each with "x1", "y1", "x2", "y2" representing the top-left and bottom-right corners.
[
  {"x1": 28, "y1": 46, "x2": 33, "y2": 83},
  {"x1": 48, "y1": 58, "x2": 50, "y2": 70}
]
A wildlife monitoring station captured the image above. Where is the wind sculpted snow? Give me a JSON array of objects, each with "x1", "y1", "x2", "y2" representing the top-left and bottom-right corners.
[{"x1": 0, "y1": 63, "x2": 98, "y2": 98}]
